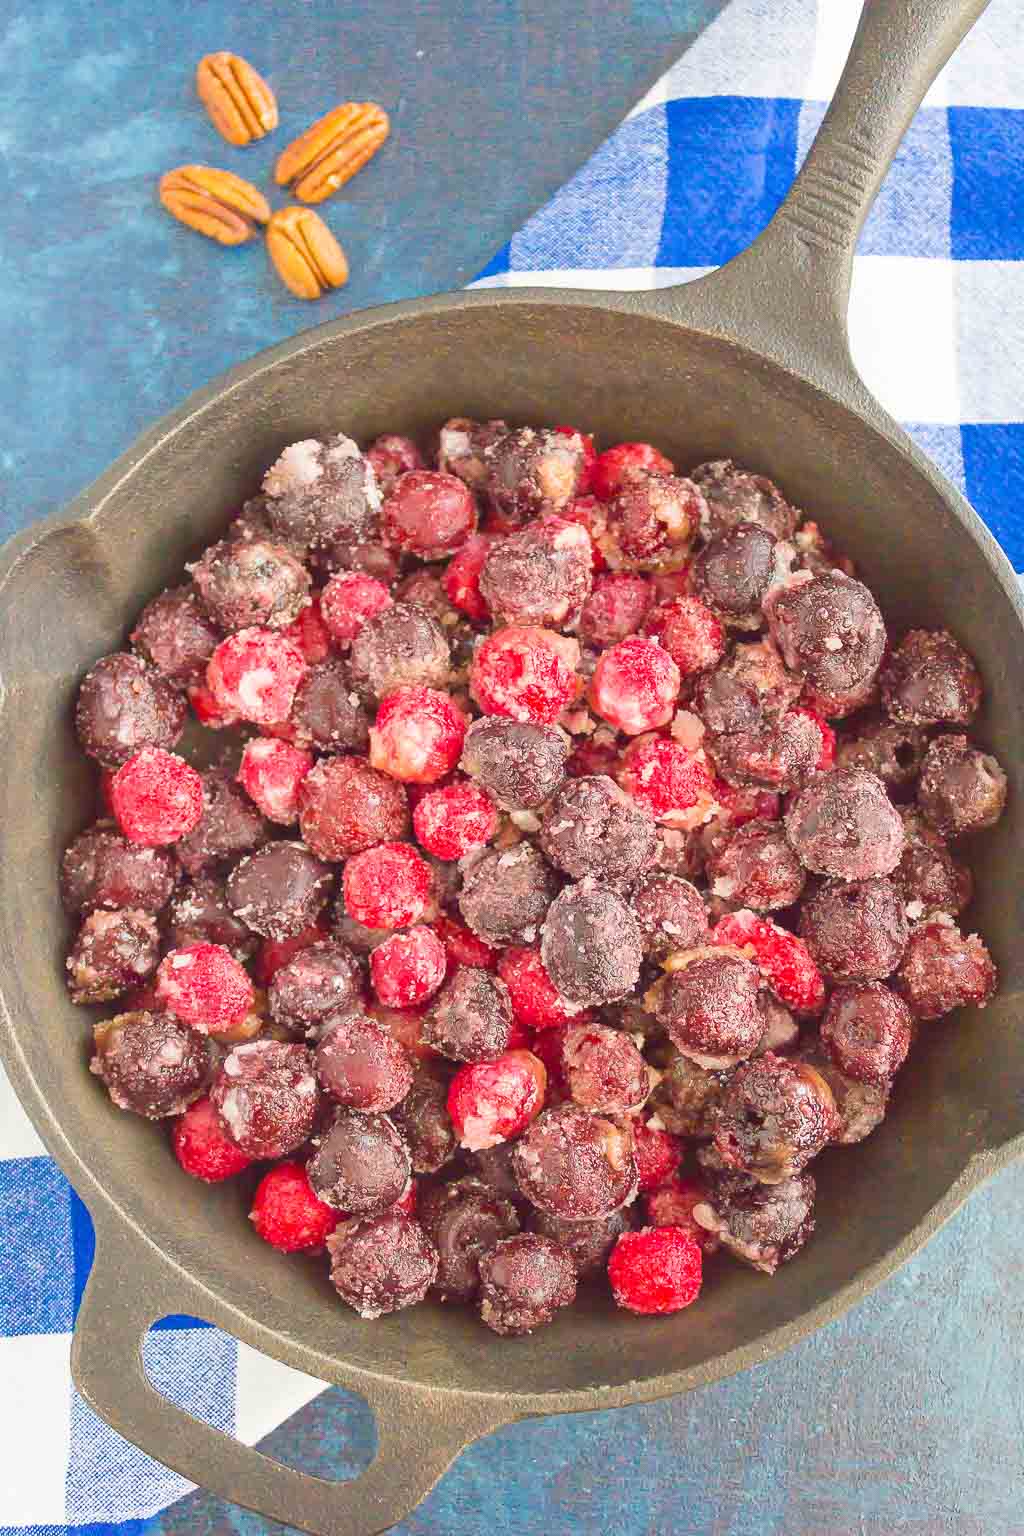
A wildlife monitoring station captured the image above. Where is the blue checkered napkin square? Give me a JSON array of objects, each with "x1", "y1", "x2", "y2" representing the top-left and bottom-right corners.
[{"x1": 3, "y1": 1, "x2": 1023, "y2": 1531}]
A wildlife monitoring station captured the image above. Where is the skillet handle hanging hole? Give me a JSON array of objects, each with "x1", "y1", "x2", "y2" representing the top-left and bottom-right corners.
[
  {"x1": 71, "y1": 1220, "x2": 507, "y2": 1536},
  {"x1": 640, "y1": 0, "x2": 991, "y2": 373}
]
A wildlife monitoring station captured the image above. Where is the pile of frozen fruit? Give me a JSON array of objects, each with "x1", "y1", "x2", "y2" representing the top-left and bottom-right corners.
[{"x1": 62, "y1": 419, "x2": 1006, "y2": 1332}]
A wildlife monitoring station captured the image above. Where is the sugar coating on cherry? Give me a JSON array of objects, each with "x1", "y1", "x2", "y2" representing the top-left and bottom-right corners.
[
  {"x1": 370, "y1": 925, "x2": 447, "y2": 1008},
  {"x1": 238, "y1": 737, "x2": 313, "y2": 825},
  {"x1": 211, "y1": 1039, "x2": 319, "y2": 1159},
  {"x1": 319, "y1": 570, "x2": 393, "y2": 646},
  {"x1": 370, "y1": 685, "x2": 468, "y2": 784},
  {"x1": 711, "y1": 909, "x2": 825, "y2": 1016},
  {"x1": 328, "y1": 1209, "x2": 439, "y2": 1319},
  {"x1": 471, "y1": 625, "x2": 580, "y2": 725},
  {"x1": 442, "y1": 532, "x2": 496, "y2": 623},
  {"x1": 496, "y1": 944, "x2": 585, "y2": 1031},
  {"x1": 250, "y1": 1161, "x2": 341, "y2": 1252},
  {"x1": 617, "y1": 735, "x2": 717, "y2": 826},
  {"x1": 299, "y1": 754, "x2": 409, "y2": 860},
  {"x1": 76, "y1": 652, "x2": 187, "y2": 769},
  {"x1": 172, "y1": 1095, "x2": 253, "y2": 1182},
  {"x1": 477, "y1": 1232, "x2": 577, "y2": 1335},
  {"x1": 591, "y1": 442, "x2": 673, "y2": 501},
  {"x1": 343, "y1": 842, "x2": 434, "y2": 931},
  {"x1": 155, "y1": 943, "x2": 254, "y2": 1035},
  {"x1": 383, "y1": 469, "x2": 477, "y2": 558},
  {"x1": 421, "y1": 965, "x2": 512, "y2": 1062},
  {"x1": 206, "y1": 627, "x2": 307, "y2": 725},
  {"x1": 110, "y1": 748, "x2": 204, "y2": 846},
  {"x1": 821, "y1": 981, "x2": 913, "y2": 1085},
  {"x1": 590, "y1": 637, "x2": 681, "y2": 735},
  {"x1": 642, "y1": 594, "x2": 725, "y2": 677},
  {"x1": 608, "y1": 1225, "x2": 703, "y2": 1315},
  {"x1": 480, "y1": 514, "x2": 594, "y2": 628},
  {"x1": 413, "y1": 780, "x2": 499, "y2": 861},
  {"x1": 512, "y1": 1103, "x2": 638, "y2": 1219},
  {"x1": 447, "y1": 1049, "x2": 547, "y2": 1150},
  {"x1": 560, "y1": 1021, "x2": 650, "y2": 1115},
  {"x1": 315, "y1": 1010, "x2": 414, "y2": 1112}
]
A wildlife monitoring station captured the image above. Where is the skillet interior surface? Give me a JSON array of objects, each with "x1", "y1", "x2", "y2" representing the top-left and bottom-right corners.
[{"x1": 1, "y1": 294, "x2": 1021, "y2": 1408}]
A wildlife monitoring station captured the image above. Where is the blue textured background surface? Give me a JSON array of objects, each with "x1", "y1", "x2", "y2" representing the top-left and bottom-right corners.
[{"x1": 2, "y1": 0, "x2": 1023, "y2": 1531}]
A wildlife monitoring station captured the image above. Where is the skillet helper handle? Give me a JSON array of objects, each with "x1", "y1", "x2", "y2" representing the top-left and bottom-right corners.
[
  {"x1": 72, "y1": 1221, "x2": 503, "y2": 1536},
  {"x1": 647, "y1": 0, "x2": 990, "y2": 370}
]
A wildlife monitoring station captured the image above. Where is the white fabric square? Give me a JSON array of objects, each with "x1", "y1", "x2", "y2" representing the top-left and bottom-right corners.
[
  {"x1": 234, "y1": 1340, "x2": 326, "y2": 1446},
  {"x1": 630, "y1": 0, "x2": 819, "y2": 114},
  {"x1": 955, "y1": 260, "x2": 1024, "y2": 422},
  {"x1": 808, "y1": 0, "x2": 951, "y2": 106},
  {"x1": 942, "y1": 0, "x2": 1024, "y2": 108},
  {"x1": 0, "y1": 1333, "x2": 72, "y2": 1524},
  {"x1": 849, "y1": 255, "x2": 959, "y2": 423},
  {"x1": 0, "y1": 1066, "x2": 46, "y2": 1160}
]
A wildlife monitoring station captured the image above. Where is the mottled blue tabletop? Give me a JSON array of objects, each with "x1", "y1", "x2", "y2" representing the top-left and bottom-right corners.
[{"x1": 3, "y1": 1, "x2": 1023, "y2": 1532}]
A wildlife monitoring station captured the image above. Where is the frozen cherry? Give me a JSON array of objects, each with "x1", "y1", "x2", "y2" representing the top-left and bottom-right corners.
[
  {"x1": 785, "y1": 768, "x2": 905, "y2": 880},
  {"x1": 821, "y1": 981, "x2": 913, "y2": 1085},
  {"x1": 369, "y1": 686, "x2": 467, "y2": 784},
  {"x1": 282, "y1": 593, "x2": 332, "y2": 664},
  {"x1": 422, "y1": 966, "x2": 512, "y2": 1062},
  {"x1": 61, "y1": 823, "x2": 178, "y2": 916},
  {"x1": 447, "y1": 1049, "x2": 547, "y2": 1150},
  {"x1": 167, "y1": 875, "x2": 256, "y2": 959},
  {"x1": 131, "y1": 586, "x2": 220, "y2": 688},
  {"x1": 314, "y1": 1011, "x2": 413, "y2": 1112},
  {"x1": 227, "y1": 841, "x2": 333, "y2": 940},
  {"x1": 370, "y1": 926, "x2": 446, "y2": 1008},
  {"x1": 641, "y1": 594, "x2": 725, "y2": 677},
  {"x1": 206, "y1": 627, "x2": 306, "y2": 725},
  {"x1": 652, "y1": 948, "x2": 764, "y2": 1067},
  {"x1": 471, "y1": 625, "x2": 580, "y2": 725},
  {"x1": 75, "y1": 652, "x2": 187, "y2": 768},
  {"x1": 483, "y1": 426, "x2": 587, "y2": 526},
  {"x1": 348, "y1": 602, "x2": 451, "y2": 699},
  {"x1": 561, "y1": 494, "x2": 608, "y2": 570},
  {"x1": 479, "y1": 514, "x2": 593, "y2": 627},
  {"x1": 392, "y1": 1063, "x2": 458, "y2": 1172},
  {"x1": 591, "y1": 442, "x2": 673, "y2": 501},
  {"x1": 328, "y1": 1209, "x2": 438, "y2": 1318},
  {"x1": 617, "y1": 735, "x2": 717, "y2": 826},
  {"x1": 690, "y1": 459, "x2": 798, "y2": 541},
  {"x1": 630, "y1": 871, "x2": 708, "y2": 960},
  {"x1": 66, "y1": 908, "x2": 160, "y2": 1004},
  {"x1": 529, "y1": 1206, "x2": 630, "y2": 1276},
  {"x1": 917, "y1": 735, "x2": 1007, "y2": 838},
  {"x1": 606, "y1": 472, "x2": 703, "y2": 571},
  {"x1": 892, "y1": 810, "x2": 973, "y2": 917},
  {"x1": 512, "y1": 1103, "x2": 637, "y2": 1218},
  {"x1": 176, "y1": 770, "x2": 268, "y2": 875},
  {"x1": 709, "y1": 709, "x2": 821, "y2": 793},
  {"x1": 766, "y1": 570, "x2": 886, "y2": 717},
  {"x1": 319, "y1": 570, "x2": 392, "y2": 648},
  {"x1": 261, "y1": 435, "x2": 381, "y2": 564},
  {"x1": 110, "y1": 749, "x2": 204, "y2": 847},
  {"x1": 343, "y1": 842, "x2": 433, "y2": 931},
  {"x1": 710, "y1": 910, "x2": 825, "y2": 1015},
  {"x1": 460, "y1": 715, "x2": 569, "y2": 810},
  {"x1": 799, "y1": 1041, "x2": 890, "y2": 1144},
  {"x1": 835, "y1": 716, "x2": 927, "y2": 789},
  {"x1": 268, "y1": 940, "x2": 362, "y2": 1036},
  {"x1": 578, "y1": 572, "x2": 653, "y2": 649},
  {"x1": 560, "y1": 1022, "x2": 650, "y2": 1115},
  {"x1": 477, "y1": 1233, "x2": 577, "y2": 1335},
  {"x1": 254, "y1": 921, "x2": 325, "y2": 986},
  {"x1": 608, "y1": 1225, "x2": 703, "y2": 1314},
  {"x1": 393, "y1": 568, "x2": 459, "y2": 625},
  {"x1": 704, "y1": 821, "x2": 805, "y2": 911},
  {"x1": 648, "y1": 1050, "x2": 726, "y2": 1138},
  {"x1": 692, "y1": 1169, "x2": 814, "y2": 1273},
  {"x1": 459, "y1": 843, "x2": 557, "y2": 947},
  {"x1": 238, "y1": 737, "x2": 313, "y2": 826},
  {"x1": 437, "y1": 417, "x2": 508, "y2": 489},
  {"x1": 366, "y1": 433, "x2": 426, "y2": 496},
  {"x1": 443, "y1": 532, "x2": 496, "y2": 623},
  {"x1": 541, "y1": 883, "x2": 642, "y2": 1009},
  {"x1": 691, "y1": 522, "x2": 778, "y2": 628},
  {"x1": 191, "y1": 538, "x2": 310, "y2": 632},
  {"x1": 694, "y1": 639, "x2": 801, "y2": 737},
  {"x1": 187, "y1": 680, "x2": 240, "y2": 729},
  {"x1": 172, "y1": 1095, "x2": 253, "y2": 1181},
  {"x1": 540, "y1": 775, "x2": 656, "y2": 889},
  {"x1": 419, "y1": 1177, "x2": 521, "y2": 1302},
  {"x1": 644, "y1": 1176, "x2": 720, "y2": 1255},
  {"x1": 496, "y1": 944, "x2": 585, "y2": 1032},
  {"x1": 290, "y1": 659, "x2": 370, "y2": 753},
  {"x1": 430, "y1": 912, "x2": 497, "y2": 972},
  {"x1": 799, "y1": 877, "x2": 909, "y2": 981},
  {"x1": 155, "y1": 943, "x2": 254, "y2": 1035},
  {"x1": 794, "y1": 706, "x2": 836, "y2": 771},
  {"x1": 895, "y1": 918, "x2": 997, "y2": 1019},
  {"x1": 590, "y1": 636, "x2": 680, "y2": 735},
  {"x1": 383, "y1": 469, "x2": 477, "y2": 558},
  {"x1": 298, "y1": 755, "x2": 409, "y2": 861},
  {"x1": 712, "y1": 1053, "x2": 838, "y2": 1183},
  {"x1": 91, "y1": 1010, "x2": 213, "y2": 1118},
  {"x1": 880, "y1": 629, "x2": 982, "y2": 727},
  {"x1": 413, "y1": 781, "x2": 498, "y2": 862},
  {"x1": 308, "y1": 1106, "x2": 411, "y2": 1214},
  {"x1": 249, "y1": 1161, "x2": 340, "y2": 1252},
  {"x1": 211, "y1": 1039, "x2": 318, "y2": 1158}
]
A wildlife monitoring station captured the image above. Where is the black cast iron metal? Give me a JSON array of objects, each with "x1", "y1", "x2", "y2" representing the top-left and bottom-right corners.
[{"x1": 1, "y1": 2, "x2": 1019, "y2": 1532}]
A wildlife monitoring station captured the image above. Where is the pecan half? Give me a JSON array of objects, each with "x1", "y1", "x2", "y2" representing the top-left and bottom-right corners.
[
  {"x1": 275, "y1": 102, "x2": 389, "y2": 204},
  {"x1": 196, "y1": 52, "x2": 278, "y2": 146},
  {"x1": 159, "y1": 165, "x2": 270, "y2": 245},
  {"x1": 266, "y1": 207, "x2": 349, "y2": 299}
]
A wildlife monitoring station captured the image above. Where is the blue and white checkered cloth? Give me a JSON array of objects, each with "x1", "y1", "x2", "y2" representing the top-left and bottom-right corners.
[{"x1": 2, "y1": 0, "x2": 1022, "y2": 1529}]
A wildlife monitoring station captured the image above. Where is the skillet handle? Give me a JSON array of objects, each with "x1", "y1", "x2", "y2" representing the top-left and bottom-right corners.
[
  {"x1": 71, "y1": 1218, "x2": 505, "y2": 1536},
  {"x1": 642, "y1": 0, "x2": 990, "y2": 377}
]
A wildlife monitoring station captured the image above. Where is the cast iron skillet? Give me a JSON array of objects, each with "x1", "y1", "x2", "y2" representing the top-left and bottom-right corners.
[{"x1": 0, "y1": 1, "x2": 1020, "y2": 1532}]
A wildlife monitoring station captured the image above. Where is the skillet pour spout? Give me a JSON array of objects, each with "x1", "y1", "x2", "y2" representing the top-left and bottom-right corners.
[{"x1": 0, "y1": 2, "x2": 1020, "y2": 1533}]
